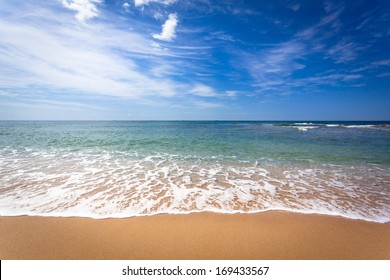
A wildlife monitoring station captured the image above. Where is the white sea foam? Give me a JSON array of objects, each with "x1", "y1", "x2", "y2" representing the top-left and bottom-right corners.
[
  {"x1": 325, "y1": 124, "x2": 339, "y2": 127},
  {"x1": 293, "y1": 122, "x2": 315, "y2": 125},
  {"x1": 283, "y1": 123, "x2": 319, "y2": 131},
  {"x1": 344, "y1": 125, "x2": 375, "y2": 128},
  {"x1": 340, "y1": 124, "x2": 390, "y2": 130},
  {"x1": 0, "y1": 149, "x2": 389, "y2": 223},
  {"x1": 293, "y1": 126, "x2": 318, "y2": 131}
]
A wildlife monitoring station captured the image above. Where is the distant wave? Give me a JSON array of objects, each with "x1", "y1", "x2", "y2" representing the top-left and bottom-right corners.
[{"x1": 273, "y1": 122, "x2": 390, "y2": 131}]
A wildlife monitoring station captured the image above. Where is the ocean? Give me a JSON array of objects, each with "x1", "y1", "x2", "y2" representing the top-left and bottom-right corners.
[{"x1": 0, "y1": 121, "x2": 389, "y2": 222}]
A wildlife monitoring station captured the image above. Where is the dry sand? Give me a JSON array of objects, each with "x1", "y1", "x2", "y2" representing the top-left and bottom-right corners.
[{"x1": 0, "y1": 211, "x2": 389, "y2": 259}]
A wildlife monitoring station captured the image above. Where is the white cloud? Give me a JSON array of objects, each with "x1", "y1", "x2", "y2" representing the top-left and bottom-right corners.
[
  {"x1": 62, "y1": 0, "x2": 102, "y2": 23},
  {"x1": 153, "y1": 13, "x2": 178, "y2": 42},
  {"x1": 189, "y1": 84, "x2": 218, "y2": 97},
  {"x1": 0, "y1": 6, "x2": 186, "y2": 101},
  {"x1": 123, "y1": 2, "x2": 130, "y2": 9},
  {"x1": 134, "y1": 0, "x2": 177, "y2": 7},
  {"x1": 134, "y1": 0, "x2": 149, "y2": 6}
]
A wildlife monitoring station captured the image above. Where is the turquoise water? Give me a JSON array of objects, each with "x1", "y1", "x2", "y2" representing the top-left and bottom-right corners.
[
  {"x1": 2, "y1": 121, "x2": 390, "y2": 165},
  {"x1": 0, "y1": 121, "x2": 389, "y2": 222}
]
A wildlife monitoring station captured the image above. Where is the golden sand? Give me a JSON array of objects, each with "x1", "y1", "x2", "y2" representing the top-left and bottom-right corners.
[{"x1": 0, "y1": 211, "x2": 389, "y2": 259}]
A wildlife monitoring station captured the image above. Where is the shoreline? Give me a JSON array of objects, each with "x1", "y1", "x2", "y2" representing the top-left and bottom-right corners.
[
  {"x1": 0, "y1": 211, "x2": 389, "y2": 260},
  {"x1": 0, "y1": 209, "x2": 388, "y2": 224}
]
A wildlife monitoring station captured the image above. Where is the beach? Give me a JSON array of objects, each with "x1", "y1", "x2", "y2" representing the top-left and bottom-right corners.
[{"x1": 0, "y1": 211, "x2": 389, "y2": 260}]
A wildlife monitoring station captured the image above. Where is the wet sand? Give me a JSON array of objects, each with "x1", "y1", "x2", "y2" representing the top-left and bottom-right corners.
[{"x1": 0, "y1": 211, "x2": 389, "y2": 259}]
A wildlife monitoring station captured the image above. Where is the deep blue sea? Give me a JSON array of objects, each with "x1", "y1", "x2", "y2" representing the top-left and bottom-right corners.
[{"x1": 0, "y1": 121, "x2": 389, "y2": 222}]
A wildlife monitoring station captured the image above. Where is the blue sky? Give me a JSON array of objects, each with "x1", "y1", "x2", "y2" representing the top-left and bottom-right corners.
[{"x1": 0, "y1": 0, "x2": 389, "y2": 120}]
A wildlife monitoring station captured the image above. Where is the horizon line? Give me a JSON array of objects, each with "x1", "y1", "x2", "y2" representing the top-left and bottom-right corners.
[{"x1": 1, "y1": 119, "x2": 390, "y2": 122}]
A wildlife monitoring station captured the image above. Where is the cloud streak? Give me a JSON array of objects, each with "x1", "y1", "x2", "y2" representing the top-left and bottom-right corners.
[
  {"x1": 134, "y1": 0, "x2": 177, "y2": 7},
  {"x1": 189, "y1": 84, "x2": 218, "y2": 97},
  {"x1": 243, "y1": 40, "x2": 306, "y2": 88},
  {"x1": 327, "y1": 38, "x2": 361, "y2": 64}
]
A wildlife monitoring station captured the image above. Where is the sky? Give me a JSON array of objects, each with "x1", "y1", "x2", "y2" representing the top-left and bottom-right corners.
[{"x1": 0, "y1": 0, "x2": 389, "y2": 120}]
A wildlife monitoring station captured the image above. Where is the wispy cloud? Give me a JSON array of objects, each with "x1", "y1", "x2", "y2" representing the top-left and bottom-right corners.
[
  {"x1": 0, "y1": 91, "x2": 18, "y2": 97},
  {"x1": 296, "y1": 7, "x2": 343, "y2": 41},
  {"x1": 2, "y1": 99, "x2": 107, "y2": 110},
  {"x1": 244, "y1": 40, "x2": 306, "y2": 86},
  {"x1": 237, "y1": 1, "x2": 379, "y2": 96},
  {"x1": 134, "y1": 0, "x2": 177, "y2": 7},
  {"x1": 149, "y1": 61, "x2": 185, "y2": 78},
  {"x1": 323, "y1": 0, "x2": 339, "y2": 13},
  {"x1": 327, "y1": 38, "x2": 360, "y2": 63},
  {"x1": 289, "y1": 3, "x2": 300, "y2": 12},
  {"x1": 193, "y1": 1, "x2": 259, "y2": 16},
  {"x1": 0, "y1": 99, "x2": 108, "y2": 120},
  {"x1": 209, "y1": 31, "x2": 236, "y2": 42},
  {"x1": 153, "y1": 13, "x2": 178, "y2": 42},
  {"x1": 62, "y1": 0, "x2": 102, "y2": 23},
  {"x1": 377, "y1": 72, "x2": 390, "y2": 78},
  {"x1": 225, "y1": 91, "x2": 238, "y2": 98},
  {"x1": 303, "y1": 74, "x2": 363, "y2": 84},
  {"x1": 372, "y1": 59, "x2": 390, "y2": 66},
  {"x1": 189, "y1": 84, "x2": 218, "y2": 97},
  {"x1": 351, "y1": 59, "x2": 390, "y2": 73}
]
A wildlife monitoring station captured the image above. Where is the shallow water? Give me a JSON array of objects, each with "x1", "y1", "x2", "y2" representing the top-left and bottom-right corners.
[{"x1": 0, "y1": 121, "x2": 389, "y2": 222}]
